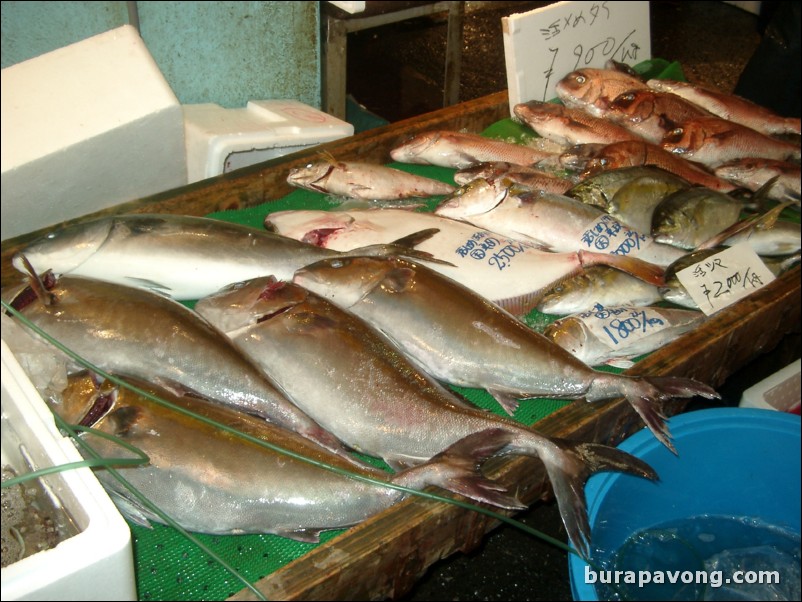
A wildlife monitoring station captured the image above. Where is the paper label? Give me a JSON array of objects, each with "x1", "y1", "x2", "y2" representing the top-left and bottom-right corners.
[
  {"x1": 575, "y1": 303, "x2": 670, "y2": 349},
  {"x1": 502, "y1": 1, "x2": 651, "y2": 114},
  {"x1": 675, "y1": 242, "x2": 776, "y2": 316},
  {"x1": 578, "y1": 214, "x2": 653, "y2": 257}
]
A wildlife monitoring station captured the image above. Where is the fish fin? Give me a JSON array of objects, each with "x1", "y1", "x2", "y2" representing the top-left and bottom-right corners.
[
  {"x1": 389, "y1": 227, "x2": 441, "y2": 248},
  {"x1": 542, "y1": 437, "x2": 658, "y2": 559},
  {"x1": 695, "y1": 196, "x2": 795, "y2": 251},
  {"x1": 104, "y1": 487, "x2": 155, "y2": 529},
  {"x1": 604, "y1": 358, "x2": 636, "y2": 370},
  {"x1": 14, "y1": 255, "x2": 56, "y2": 306},
  {"x1": 275, "y1": 528, "x2": 325, "y2": 544},
  {"x1": 487, "y1": 389, "x2": 521, "y2": 415},
  {"x1": 345, "y1": 229, "x2": 456, "y2": 267},
  {"x1": 579, "y1": 250, "x2": 665, "y2": 286},
  {"x1": 400, "y1": 428, "x2": 525, "y2": 510},
  {"x1": 123, "y1": 277, "x2": 173, "y2": 296}
]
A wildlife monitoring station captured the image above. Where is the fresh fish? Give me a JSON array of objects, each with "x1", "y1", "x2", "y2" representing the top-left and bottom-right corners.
[
  {"x1": 264, "y1": 207, "x2": 666, "y2": 316},
  {"x1": 389, "y1": 130, "x2": 558, "y2": 169},
  {"x1": 544, "y1": 304, "x2": 705, "y2": 367},
  {"x1": 714, "y1": 158, "x2": 801, "y2": 203},
  {"x1": 651, "y1": 187, "x2": 747, "y2": 250},
  {"x1": 292, "y1": 255, "x2": 718, "y2": 456},
  {"x1": 53, "y1": 376, "x2": 519, "y2": 540},
  {"x1": 661, "y1": 116, "x2": 801, "y2": 168},
  {"x1": 605, "y1": 89, "x2": 714, "y2": 143},
  {"x1": 454, "y1": 162, "x2": 575, "y2": 194},
  {"x1": 286, "y1": 156, "x2": 455, "y2": 200},
  {"x1": 196, "y1": 275, "x2": 660, "y2": 558},
  {"x1": 565, "y1": 166, "x2": 691, "y2": 213},
  {"x1": 3, "y1": 272, "x2": 355, "y2": 462},
  {"x1": 555, "y1": 67, "x2": 648, "y2": 118},
  {"x1": 513, "y1": 100, "x2": 640, "y2": 146},
  {"x1": 434, "y1": 178, "x2": 686, "y2": 267},
  {"x1": 647, "y1": 78, "x2": 802, "y2": 137},
  {"x1": 537, "y1": 267, "x2": 663, "y2": 316},
  {"x1": 11, "y1": 214, "x2": 443, "y2": 301},
  {"x1": 696, "y1": 202, "x2": 802, "y2": 257},
  {"x1": 566, "y1": 140, "x2": 740, "y2": 192}
]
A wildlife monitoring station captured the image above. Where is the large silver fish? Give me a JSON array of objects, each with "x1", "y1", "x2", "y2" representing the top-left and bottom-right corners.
[
  {"x1": 264, "y1": 208, "x2": 666, "y2": 316},
  {"x1": 290, "y1": 255, "x2": 719, "y2": 454},
  {"x1": 286, "y1": 156, "x2": 455, "y2": 200},
  {"x1": 389, "y1": 130, "x2": 558, "y2": 169},
  {"x1": 11, "y1": 214, "x2": 443, "y2": 301},
  {"x1": 194, "y1": 276, "x2": 659, "y2": 558},
  {"x1": 434, "y1": 178, "x2": 686, "y2": 267},
  {"x1": 53, "y1": 376, "x2": 518, "y2": 540},
  {"x1": 544, "y1": 304, "x2": 705, "y2": 367},
  {"x1": 3, "y1": 273, "x2": 355, "y2": 462}
]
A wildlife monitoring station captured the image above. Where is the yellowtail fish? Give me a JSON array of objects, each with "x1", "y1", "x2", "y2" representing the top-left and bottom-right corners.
[
  {"x1": 513, "y1": 100, "x2": 640, "y2": 146},
  {"x1": 286, "y1": 156, "x2": 455, "y2": 200},
  {"x1": 389, "y1": 130, "x2": 558, "y2": 169},
  {"x1": 196, "y1": 275, "x2": 660, "y2": 559},
  {"x1": 291, "y1": 255, "x2": 719, "y2": 456},
  {"x1": 53, "y1": 376, "x2": 518, "y2": 541},
  {"x1": 264, "y1": 207, "x2": 666, "y2": 316},
  {"x1": 647, "y1": 78, "x2": 802, "y2": 137}
]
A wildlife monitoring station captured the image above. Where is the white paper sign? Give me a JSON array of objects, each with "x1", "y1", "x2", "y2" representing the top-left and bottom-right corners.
[
  {"x1": 675, "y1": 242, "x2": 776, "y2": 316},
  {"x1": 576, "y1": 304, "x2": 671, "y2": 350},
  {"x1": 502, "y1": 1, "x2": 651, "y2": 115}
]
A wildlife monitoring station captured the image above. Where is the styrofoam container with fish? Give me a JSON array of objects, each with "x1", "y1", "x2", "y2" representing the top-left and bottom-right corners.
[
  {"x1": 568, "y1": 408, "x2": 801, "y2": 601},
  {"x1": 1, "y1": 339, "x2": 137, "y2": 601}
]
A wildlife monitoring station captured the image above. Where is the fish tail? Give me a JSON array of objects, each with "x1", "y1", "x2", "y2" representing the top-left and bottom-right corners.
[
  {"x1": 396, "y1": 428, "x2": 525, "y2": 510},
  {"x1": 579, "y1": 250, "x2": 665, "y2": 286},
  {"x1": 540, "y1": 437, "x2": 658, "y2": 559}
]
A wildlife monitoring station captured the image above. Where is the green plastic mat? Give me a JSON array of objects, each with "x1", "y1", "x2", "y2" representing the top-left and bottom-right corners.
[{"x1": 132, "y1": 60, "x2": 691, "y2": 601}]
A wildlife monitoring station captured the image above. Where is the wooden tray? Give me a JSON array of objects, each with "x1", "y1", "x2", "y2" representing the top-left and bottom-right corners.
[{"x1": 2, "y1": 91, "x2": 799, "y2": 601}]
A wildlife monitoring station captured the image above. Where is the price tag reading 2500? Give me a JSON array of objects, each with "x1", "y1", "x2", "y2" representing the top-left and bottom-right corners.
[{"x1": 674, "y1": 242, "x2": 775, "y2": 316}]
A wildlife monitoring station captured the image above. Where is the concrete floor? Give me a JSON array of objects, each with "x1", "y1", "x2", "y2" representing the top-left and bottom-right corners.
[{"x1": 342, "y1": 2, "x2": 800, "y2": 600}]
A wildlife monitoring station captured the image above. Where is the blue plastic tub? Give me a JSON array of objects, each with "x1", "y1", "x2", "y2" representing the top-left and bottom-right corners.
[{"x1": 568, "y1": 408, "x2": 801, "y2": 601}]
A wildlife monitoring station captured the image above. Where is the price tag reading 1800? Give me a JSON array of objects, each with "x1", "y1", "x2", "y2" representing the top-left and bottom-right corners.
[{"x1": 674, "y1": 242, "x2": 775, "y2": 316}]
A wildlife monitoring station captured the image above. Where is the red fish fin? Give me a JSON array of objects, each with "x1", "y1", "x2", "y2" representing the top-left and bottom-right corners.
[{"x1": 579, "y1": 250, "x2": 665, "y2": 286}]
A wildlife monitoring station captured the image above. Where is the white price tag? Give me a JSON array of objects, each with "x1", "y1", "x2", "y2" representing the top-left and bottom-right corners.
[
  {"x1": 675, "y1": 242, "x2": 775, "y2": 316},
  {"x1": 578, "y1": 214, "x2": 654, "y2": 257},
  {"x1": 576, "y1": 304, "x2": 671, "y2": 349},
  {"x1": 502, "y1": 1, "x2": 651, "y2": 115}
]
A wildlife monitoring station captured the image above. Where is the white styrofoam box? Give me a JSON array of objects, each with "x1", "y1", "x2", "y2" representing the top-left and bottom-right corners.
[
  {"x1": 183, "y1": 99, "x2": 354, "y2": 183},
  {"x1": 1, "y1": 340, "x2": 137, "y2": 601},
  {"x1": 326, "y1": 1, "x2": 366, "y2": 14},
  {"x1": 1, "y1": 24, "x2": 187, "y2": 241},
  {"x1": 740, "y1": 358, "x2": 801, "y2": 413}
]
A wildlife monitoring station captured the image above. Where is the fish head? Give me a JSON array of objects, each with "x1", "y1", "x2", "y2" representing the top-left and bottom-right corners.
[
  {"x1": 286, "y1": 160, "x2": 339, "y2": 193},
  {"x1": 265, "y1": 210, "x2": 354, "y2": 246},
  {"x1": 544, "y1": 317, "x2": 589, "y2": 358},
  {"x1": 293, "y1": 256, "x2": 401, "y2": 308},
  {"x1": 434, "y1": 178, "x2": 508, "y2": 219},
  {"x1": 661, "y1": 123, "x2": 703, "y2": 158},
  {"x1": 512, "y1": 100, "x2": 564, "y2": 125},
  {"x1": 389, "y1": 132, "x2": 441, "y2": 164},
  {"x1": 609, "y1": 90, "x2": 655, "y2": 123},
  {"x1": 12, "y1": 217, "x2": 114, "y2": 277},
  {"x1": 195, "y1": 276, "x2": 308, "y2": 334}
]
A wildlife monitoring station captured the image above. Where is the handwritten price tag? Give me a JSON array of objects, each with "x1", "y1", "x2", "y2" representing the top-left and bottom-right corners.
[
  {"x1": 577, "y1": 303, "x2": 670, "y2": 349},
  {"x1": 502, "y1": 1, "x2": 651, "y2": 114},
  {"x1": 675, "y1": 242, "x2": 775, "y2": 316}
]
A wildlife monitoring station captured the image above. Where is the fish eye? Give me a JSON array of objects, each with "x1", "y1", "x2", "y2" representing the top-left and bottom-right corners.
[
  {"x1": 575, "y1": 74, "x2": 586, "y2": 84},
  {"x1": 330, "y1": 259, "x2": 346, "y2": 268}
]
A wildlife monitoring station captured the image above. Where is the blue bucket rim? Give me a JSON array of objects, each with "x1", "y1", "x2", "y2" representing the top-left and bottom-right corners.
[{"x1": 568, "y1": 407, "x2": 801, "y2": 601}]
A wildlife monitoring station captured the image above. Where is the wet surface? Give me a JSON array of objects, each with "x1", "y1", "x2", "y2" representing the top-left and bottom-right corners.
[{"x1": 342, "y1": 2, "x2": 800, "y2": 600}]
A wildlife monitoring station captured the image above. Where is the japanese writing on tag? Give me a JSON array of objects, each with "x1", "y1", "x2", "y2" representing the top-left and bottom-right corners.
[
  {"x1": 578, "y1": 303, "x2": 669, "y2": 349},
  {"x1": 454, "y1": 230, "x2": 538, "y2": 271},
  {"x1": 579, "y1": 215, "x2": 652, "y2": 257},
  {"x1": 675, "y1": 242, "x2": 775, "y2": 316}
]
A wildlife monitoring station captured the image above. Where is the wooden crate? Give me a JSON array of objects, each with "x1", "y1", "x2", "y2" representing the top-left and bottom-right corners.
[{"x1": 2, "y1": 91, "x2": 799, "y2": 601}]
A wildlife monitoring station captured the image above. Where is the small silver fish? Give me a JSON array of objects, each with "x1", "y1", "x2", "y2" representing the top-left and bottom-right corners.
[{"x1": 714, "y1": 158, "x2": 801, "y2": 203}]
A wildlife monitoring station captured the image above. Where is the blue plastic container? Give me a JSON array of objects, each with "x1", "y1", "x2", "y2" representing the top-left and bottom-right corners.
[{"x1": 569, "y1": 408, "x2": 801, "y2": 601}]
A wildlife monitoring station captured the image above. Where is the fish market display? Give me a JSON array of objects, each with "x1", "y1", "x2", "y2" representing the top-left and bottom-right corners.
[
  {"x1": 389, "y1": 130, "x2": 557, "y2": 169},
  {"x1": 53, "y1": 377, "x2": 518, "y2": 540},
  {"x1": 264, "y1": 207, "x2": 665, "y2": 316},
  {"x1": 286, "y1": 156, "x2": 455, "y2": 200},
  {"x1": 434, "y1": 178, "x2": 686, "y2": 267},
  {"x1": 3, "y1": 273, "x2": 355, "y2": 462},
  {"x1": 513, "y1": 100, "x2": 640, "y2": 146},
  {"x1": 646, "y1": 78, "x2": 802, "y2": 136},
  {"x1": 291, "y1": 255, "x2": 719, "y2": 452},
  {"x1": 11, "y1": 213, "x2": 442, "y2": 301},
  {"x1": 544, "y1": 304, "x2": 705, "y2": 367},
  {"x1": 195, "y1": 276, "x2": 659, "y2": 558}
]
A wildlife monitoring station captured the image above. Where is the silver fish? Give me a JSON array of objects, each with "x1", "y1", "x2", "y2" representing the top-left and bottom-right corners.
[
  {"x1": 513, "y1": 100, "x2": 640, "y2": 146},
  {"x1": 555, "y1": 67, "x2": 648, "y2": 118},
  {"x1": 537, "y1": 267, "x2": 663, "y2": 316},
  {"x1": 195, "y1": 275, "x2": 659, "y2": 558},
  {"x1": 286, "y1": 157, "x2": 455, "y2": 200},
  {"x1": 646, "y1": 78, "x2": 802, "y2": 137},
  {"x1": 544, "y1": 305, "x2": 705, "y2": 367},
  {"x1": 714, "y1": 158, "x2": 801, "y2": 203},
  {"x1": 54, "y1": 376, "x2": 517, "y2": 541},
  {"x1": 291, "y1": 255, "x2": 719, "y2": 456},
  {"x1": 264, "y1": 207, "x2": 666, "y2": 316},
  {"x1": 434, "y1": 178, "x2": 686, "y2": 267},
  {"x1": 11, "y1": 214, "x2": 442, "y2": 301},
  {"x1": 4, "y1": 273, "x2": 355, "y2": 462},
  {"x1": 389, "y1": 130, "x2": 558, "y2": 169}
]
